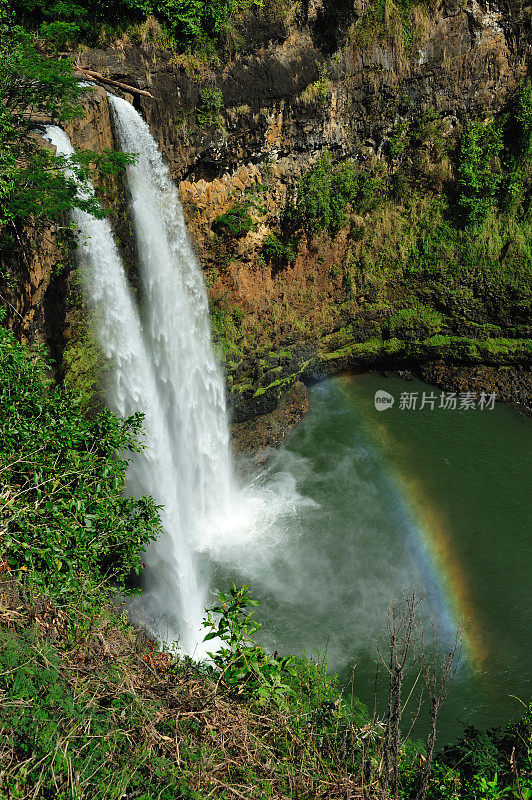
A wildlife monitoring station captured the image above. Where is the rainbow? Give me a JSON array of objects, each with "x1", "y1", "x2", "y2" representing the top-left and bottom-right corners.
[{"x1": 336, "y1": 376, "x2": 488, "y2": 669}]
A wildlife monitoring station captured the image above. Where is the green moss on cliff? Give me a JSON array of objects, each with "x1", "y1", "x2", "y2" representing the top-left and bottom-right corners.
[
  {"x1": 62, "y1": 312, "x2": 103, "y2": 409},
  {"x1": 318, "y1": 336, "x2": 531, "y2": 373}
]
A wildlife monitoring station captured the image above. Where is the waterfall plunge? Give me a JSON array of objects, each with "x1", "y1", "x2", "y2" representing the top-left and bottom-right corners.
[
  {"x1": 45, "y1": 105, "x2": 234, "y2": 655},
  {"x1": 108, "y1": 95, "x2": 236, "y2": 652}
]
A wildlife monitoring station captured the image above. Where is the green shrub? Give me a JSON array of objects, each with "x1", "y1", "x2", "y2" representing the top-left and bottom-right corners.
[
  {"x1": 262, "y1": 233, "x2": 296, "y2": 268},
  {"x1": 61, "y1": 312, "x2": 102, "y2": 408},
  {"x1": 10, "y1": 0, "x2": 149, "y2": 45},
  {"x1": 212, "y1": 203, "x2": 254, "y2": 237},
  {"x1": 389, "y1": 120, "x2": 410, "y2": 160},
  {"x1": 457, "y1": 119, "x2": 503, "y2": 226},
  {"x1": 157, "y1": 0, "x2": 246, "y2": 46},
  {"x1": 505, "y1": 80, "x2": 532, "y2": 214},
  {"x1": 156, "y1": 0, "x2": 203, "y2": 41},
  {"x1": 295, "y1": 153, "x2": 381, "y2": 235},
  {"x1": 422, "y1": 703, "x2": 532, "y2": 800},
  {"x1": 196, "y1": 85, "x2": 224, "y2": 127},
  {"x1": 203, "y1": 584, "x2": 295, "y2": 705},
  {"x1": 296, "y1": 151, "x2": 352, "y2": 234},
  {"x1": 0, "y1": 313, "x2": 160, "y2": 603},
  {"x1": 10, "y1": 0, "x2": 263, "y2": 50},
  {"x1": 301, "y1": 61, "x2": 330, "y2": 106}
]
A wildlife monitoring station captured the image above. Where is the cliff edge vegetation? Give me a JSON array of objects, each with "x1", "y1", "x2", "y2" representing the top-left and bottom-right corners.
[{"x1": 0, "y1": 262, "x2": 530, "y2": 798}]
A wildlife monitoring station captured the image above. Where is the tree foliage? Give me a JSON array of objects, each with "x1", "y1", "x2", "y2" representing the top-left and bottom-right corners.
[
  {"x1": 0, "y1": 11, "x2": 134, "y2": 256},
  {"x1": 10, "y1": 0, "x2": 262, "y2": 49},
  {"x1": 294, "y1": 151, "x2": 380, "y2": 235},
  {"x1": 212, "y1": 204, "x2": 254, "y2": 238},
  {"x1": 505, "y1": 80, "x2": 532, "y2": 215},
  {"x1": 0, "y1": 313, "x2": 160, "y2": 602},
  {"x1": 457, "y1": 119, "x2": 503, "y2": 226}
]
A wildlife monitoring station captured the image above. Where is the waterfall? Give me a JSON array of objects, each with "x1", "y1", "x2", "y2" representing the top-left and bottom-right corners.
[
  {"x1": 45, "y1": 110, "x2": 233, "y2": 655},
  {"x1": 108, "y1": 95, "x2": 233, "y2": 528}
]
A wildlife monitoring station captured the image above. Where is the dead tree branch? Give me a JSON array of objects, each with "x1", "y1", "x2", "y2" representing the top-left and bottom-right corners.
[{"x1": 76, "y1": 70, "x2": 154, "y2": 99}]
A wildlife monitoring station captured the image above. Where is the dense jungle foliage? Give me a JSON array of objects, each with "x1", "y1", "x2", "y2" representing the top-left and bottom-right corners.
[
  {"x1": 10, "y1": 0, "x2": 266, "y2": 49},
  {"x1": 0, "y1": 311, "x2": 160, "y2": 604}
]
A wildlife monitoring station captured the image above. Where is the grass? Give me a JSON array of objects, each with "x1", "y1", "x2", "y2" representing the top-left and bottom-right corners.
[
  {"x1": 210, "y1": 101, "x2": 532, "y2": 396},
  {"x1": 0, "y1": 573, "x2": 380, "y2": 800},
  {"x1": 2, "y1": 572, "x2": 530, "y2": 800}
]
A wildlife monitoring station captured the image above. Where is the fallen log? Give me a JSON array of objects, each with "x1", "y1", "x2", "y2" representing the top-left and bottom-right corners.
[{"x1": 77, "y1": 69, "x2": 154, "y2": 99}]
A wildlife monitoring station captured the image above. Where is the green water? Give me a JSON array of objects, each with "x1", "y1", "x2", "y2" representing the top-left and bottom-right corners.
[{"x1": 215, "y1": 374, "x2": 531, "y2": 744}]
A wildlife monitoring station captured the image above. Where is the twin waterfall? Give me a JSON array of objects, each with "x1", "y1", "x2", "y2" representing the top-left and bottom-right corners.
[{"x1": 46, "y1": 95, "x2": 234, "y2": 654}]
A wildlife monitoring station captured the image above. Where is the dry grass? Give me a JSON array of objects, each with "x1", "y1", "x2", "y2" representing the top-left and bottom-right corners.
[
  {"x1": 0, "y1": 576, "x2": 383, "y2": 800},
  {"x1": 411, "y1": 5, "x2": 433, "y2": 45}
]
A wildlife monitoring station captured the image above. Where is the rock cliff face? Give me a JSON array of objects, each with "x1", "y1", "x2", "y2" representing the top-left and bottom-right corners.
[
  {"x1": 3, "y1": 1, "x2": 531, "y2": 419},
  {"x1": 73, "y1": 0, "x2": 531, "y2": 415},
  {"x1": 82, "y1": 0, "x2": 530, "y2": 178}
]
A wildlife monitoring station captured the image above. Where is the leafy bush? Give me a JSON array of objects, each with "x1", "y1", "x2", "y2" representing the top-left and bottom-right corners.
[
  {"x1": 196, "y1": 85, "x2": 224, "y2": 127},
  {"x1": 301, "y1": 61, "x2": 330, "y2": 106},
  {"x1": 0, "y1": 314, "x2": 160, "y2": 603},
  {"x1": 457, "y1": 119, "x2": 503, "y2": 225},
  {"x1": 295, "y1": 151, "x2": 354, "y2": 234},
  {"x1": 505, "y1": 80, "x2": 532, "y2": 214},
  {"x1": 157, "y1": 0, "x2": 249, "y2": 46},
  {"x1": 10, "y1": 0, "x2": 263, "y2": 49},
  {"x1": 10, "y1": 0, "x2": 89, "y2": 45},
  {"x1": 262, "y1": 233, "x2": 296, "y2": 268},
  {"x1": 295, "y1": 152, "x2": 380, "y2": 235},
  {"x1": 422, "y1": 704, "x2": 532, "y2": 800},
  {"x1": 156, "y1": 0, "x2": 203, "y2": 41},
  {"x1": 203, "y1": 584, "x2": 295, "y2": 704},
  {"x1": 212, "y1": 203, "x2": 254, "y2": 237}
]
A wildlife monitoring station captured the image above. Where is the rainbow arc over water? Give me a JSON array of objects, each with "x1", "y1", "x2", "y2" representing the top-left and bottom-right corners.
[
  {"x1": 336, "y1": 376, "x2": 488, "y2": 669},
  {"x1": 390, "y1": 468, "x2": 487, "y2": 668}
]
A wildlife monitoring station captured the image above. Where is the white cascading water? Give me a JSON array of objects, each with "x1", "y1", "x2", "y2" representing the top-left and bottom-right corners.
[
  {"x1": 108, "y1": 95, "x2": 233, "y2": 529},
  {"x1": 45, "y1": 113, "x2": 233, "y2": 654},
  {"x1": 108, "y1": 95, "x2": 235, "y2": 650},
  {"x1": 44, "y1": 105, "x2": 448, "y2": 680}
]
